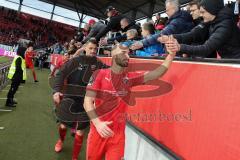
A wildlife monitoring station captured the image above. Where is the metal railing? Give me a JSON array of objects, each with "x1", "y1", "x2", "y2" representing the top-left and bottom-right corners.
[
  {"x1": 0, "y1": 62, "x2": 11, "y2": 91},
  {"x1": 0, "y1": 61, "x2": 12, "y2": 130}
]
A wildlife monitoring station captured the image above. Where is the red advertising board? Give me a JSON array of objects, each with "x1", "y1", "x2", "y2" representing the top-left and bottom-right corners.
[{"x1": 100, "y1": 57, "x2": 240, "y2": 160}]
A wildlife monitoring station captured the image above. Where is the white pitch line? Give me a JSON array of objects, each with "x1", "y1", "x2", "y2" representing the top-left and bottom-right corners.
[
  {"x1": 1, "y1": 90, "x2": 21, "y2": 93},
  {"x1": 0, "y1": 98, "x2": 17, "y2": 100},
  {"x1": 0, "y1": 127, "x2": 4, "y2": 130},
  {"x1": 0, "y1": 109, "x2": 12, "y2": 112},
  {"x1": 6, "y1": 85, "x2": 24, "y2": 88}
]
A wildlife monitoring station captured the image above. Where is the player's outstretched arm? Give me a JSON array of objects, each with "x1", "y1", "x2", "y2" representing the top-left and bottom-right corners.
[
  {"x1": 143, "y1": 52, "x2": 175, "y2": 83},
  {"x1": 144, "y1": 36, "x2": 176, "y2": 83},
  {"x1": 84, "y1": 90, "x2": 114, "y2": 138}
]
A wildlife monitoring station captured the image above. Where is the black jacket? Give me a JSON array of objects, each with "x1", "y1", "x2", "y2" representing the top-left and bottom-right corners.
[
  {"x1": 227, "y1": 1, "x2": 240, "y2": 24},
  {"x1": 12, "y1": 57, "x2": 23, "y2": 82},
  {"x1": 95, "y1": 14, "x2": 124, "y2": 41},
  {"x1": 193, "y1": 17, "x2": 203, "y2": 27},
  {"x1": 174, "y1": 7, "x2": 240, "y2": 59},
  {"x1": 82, "y1": 21, "x2": 106, "y2": 44},
  {"x1": 107, "y1": 22, "x2": 141, "y2": 43},
  {"x1": 121, "y1": 22, "x2": 141, "y2": 35},
  {"x1": 142, "y1": 10, "x2": 194, "y2": 47},
  {"x1": 177, "y1": 19, "x2": 216, "y2": 58},
  {"x1": 53, "y1": 56, "x2": 109, "y2": 99}
]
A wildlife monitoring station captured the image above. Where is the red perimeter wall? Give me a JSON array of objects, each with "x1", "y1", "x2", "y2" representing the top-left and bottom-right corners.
[{"x1": 100, "y1": 57, "x2": 240, "y2": 160}]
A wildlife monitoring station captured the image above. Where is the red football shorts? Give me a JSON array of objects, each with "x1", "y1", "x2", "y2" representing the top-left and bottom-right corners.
[
  {"x1": 26, "y1": 62, "x2": 34, "y2": 69},
  {"x1": 86, "y1": 126, "x2": 125, "y2": 160}
]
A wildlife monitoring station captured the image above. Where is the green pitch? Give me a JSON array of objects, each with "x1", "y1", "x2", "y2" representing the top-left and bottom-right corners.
[
  {"x1": 0, "y1": 56, "x2": 11, "y2": 64},
  {"x1": 0, "y1": 69, "x2": 88, "y2": 160}
]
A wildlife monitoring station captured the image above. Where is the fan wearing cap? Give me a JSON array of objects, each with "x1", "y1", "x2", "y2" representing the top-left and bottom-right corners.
[
  {"x1": 81, "y1": 19, "x2": 106, "y2": 44},
  {"x1": 95, "y1": 6, "x2": 125, "y2": 42},
  {"x1": 159, "y1": 0, "x2": 240, "y2": 59}
]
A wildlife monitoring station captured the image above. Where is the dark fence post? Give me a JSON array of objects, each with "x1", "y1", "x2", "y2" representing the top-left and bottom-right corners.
[{"x1": 0, "y1": 62, "x2": 11, "y2": 91}]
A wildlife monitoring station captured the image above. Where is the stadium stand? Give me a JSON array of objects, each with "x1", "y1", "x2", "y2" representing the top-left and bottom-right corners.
[
  {"x1": 1, "y1": 0, "x2": 240, "y2": 160},
  {"x1": 0, "y1": 6, "x2": 76, "y2": 49}
]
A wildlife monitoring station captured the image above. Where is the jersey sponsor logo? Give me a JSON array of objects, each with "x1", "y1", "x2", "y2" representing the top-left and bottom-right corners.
[
  {"x1": 105, "y1": 90, "x2": 128, "y2": 97},
  {"x1": 104, "y1": 77, "x2": 111, "y2": 81}
]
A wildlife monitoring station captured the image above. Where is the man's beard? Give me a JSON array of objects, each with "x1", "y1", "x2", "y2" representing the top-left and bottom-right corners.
[{"x1": 115, "y1": 57, "x2": 128, "y2": 67}]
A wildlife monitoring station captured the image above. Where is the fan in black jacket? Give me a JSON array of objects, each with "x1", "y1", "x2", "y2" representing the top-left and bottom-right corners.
[
  {"x1": 95, "y1": 6, "x2": 124, "y2": 42},
  {"x1": 107, "y1": 17, "x2": 141, "y2": 43},
  {"x1": 159, "y1": 0, "x2": 240, "y2": 59},
  {"x1": 226, "y1": 0, "x2": 240, "y2": 26}
]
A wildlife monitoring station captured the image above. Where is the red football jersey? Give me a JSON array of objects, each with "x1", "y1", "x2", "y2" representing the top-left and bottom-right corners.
[{"x1": 87, "y1": 68, "x2": 144, "y2": 132}]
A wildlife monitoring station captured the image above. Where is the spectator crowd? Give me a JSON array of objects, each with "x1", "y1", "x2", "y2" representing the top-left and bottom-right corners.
[
  {"x1": 0, "y1": 6, "x2": 76, "y2": 49},
  {"x1": 1, "y1": 0, "x2": 240, "y2": 60},
  {"x1": 2, "y1": 1, "x2": 240, "y2": 160}
]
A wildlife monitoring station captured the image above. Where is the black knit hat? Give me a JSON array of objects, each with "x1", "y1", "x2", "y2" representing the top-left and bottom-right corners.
[{"x1": 200, "y1": 0, "x2": 224, "y2": 15}]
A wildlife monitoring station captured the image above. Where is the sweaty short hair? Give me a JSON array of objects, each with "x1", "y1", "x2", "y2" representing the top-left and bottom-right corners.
[
  {"x1": 111, "y1": 44, "x2": 129, "y2": 56},
  {"x1": 27, "y1": 42, "x2": 34, "y2": 48}
]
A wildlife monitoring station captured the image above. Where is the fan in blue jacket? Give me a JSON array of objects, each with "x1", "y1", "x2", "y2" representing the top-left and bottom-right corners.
[
  {"x1": 131, "y1": 0, "x2": 194, "y2": 50},
  {"x1": 135, "y1": 22, "x2": 165, "y2": 57}
]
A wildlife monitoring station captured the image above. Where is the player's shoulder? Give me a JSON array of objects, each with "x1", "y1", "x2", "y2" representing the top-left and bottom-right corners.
[{"x1": 88, "y1": 68, "x2": 110, "y2": 85}]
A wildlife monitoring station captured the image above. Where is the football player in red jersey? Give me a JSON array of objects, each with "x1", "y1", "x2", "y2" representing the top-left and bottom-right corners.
[
  {"x1": 25, "y1": 43, "x2": 38, "y2": 82},
  {"x1": 52, "y1": 39, "x2": 108, "y2": 160},
  {"x1": 84, "y1": 36, "x2": 176, "y2": 160}
]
